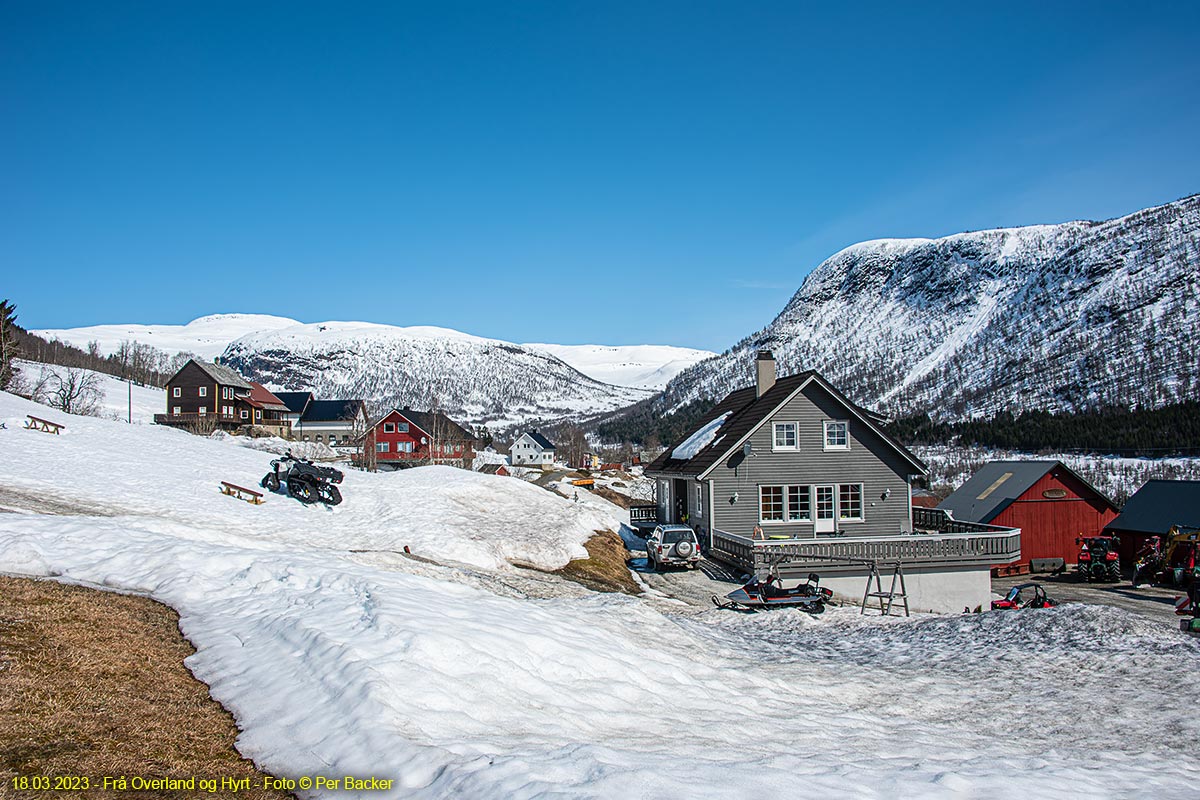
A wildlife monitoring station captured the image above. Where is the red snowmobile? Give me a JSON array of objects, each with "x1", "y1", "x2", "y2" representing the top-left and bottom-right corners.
[{"x1": 991, "y1": 583, "x2": 1059, "y2": 611}]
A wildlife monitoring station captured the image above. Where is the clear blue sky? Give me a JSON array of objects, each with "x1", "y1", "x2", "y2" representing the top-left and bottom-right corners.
[{"x1": 3, "y1": 2, "x2": 1198, "y2": 351}]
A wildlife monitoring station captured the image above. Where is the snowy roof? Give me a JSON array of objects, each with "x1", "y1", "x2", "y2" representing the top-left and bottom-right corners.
[
  {"x1": 1105, "y1": 480, "x2": 1200, "y2": 535},
  {"x1": 939, "y1": 460, "x2": 1116, "y2": 524},
  {"x1": 190, "y1": 358, "x2": 253, "y2": 390},
  {"x1": 670, "y1": 413, "x2": 731, "y2": 460},
  {"x1": 646, "y1": 370, "x2": 924, "y2": 478}
]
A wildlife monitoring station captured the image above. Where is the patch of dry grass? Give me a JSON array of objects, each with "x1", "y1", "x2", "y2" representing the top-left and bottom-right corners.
[
  {"x1": 555, "y1": 531, "x2": 640, "y2": 595},
  {"x1": 0, "y1": 576, "x2": 292, "y2": 799}
]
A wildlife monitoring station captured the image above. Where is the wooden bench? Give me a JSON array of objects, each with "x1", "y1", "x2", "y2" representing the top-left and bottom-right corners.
[
  {"x1": 25, "y1": 415, "x2": 64, "y2": 434},
  {"x1": 220, "y1": 481, "x2": 264, "y2": 505}
]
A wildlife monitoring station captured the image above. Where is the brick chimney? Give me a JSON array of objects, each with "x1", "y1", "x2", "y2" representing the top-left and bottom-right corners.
[{"x1": 756, "y1": 350, "x2": 776, "y2": 398}]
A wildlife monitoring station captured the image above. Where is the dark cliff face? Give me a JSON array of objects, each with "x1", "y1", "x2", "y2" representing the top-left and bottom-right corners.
[{"x1": 658, "y1": 194, "x2": 1200, "y2": 421}]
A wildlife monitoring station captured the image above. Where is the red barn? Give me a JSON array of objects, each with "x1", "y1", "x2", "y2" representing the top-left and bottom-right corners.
[
  {"x1": 939, "y1": 460, "x2": 1119, "y2": 571},
  {"x1": 365, "y1": 408, "x2": 476, "y2": 469}
]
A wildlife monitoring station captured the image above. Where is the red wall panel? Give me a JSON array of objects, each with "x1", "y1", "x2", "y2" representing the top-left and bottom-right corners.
[{"x1": 992, "y1": 471, "x2": 1118, "y2": 565}]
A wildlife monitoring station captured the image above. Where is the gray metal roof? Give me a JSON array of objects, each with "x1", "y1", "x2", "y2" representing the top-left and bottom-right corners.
[
  {"x1": 192, "y1": 359, "x2": 253, "y2": 390},
  {"x1": 938, "y1": 460, "x2": 1118, "y2": 524},
  {"x1": 939, "y1": 461, "x2": 1062, "y2": 523},
  {"x1": 1105, "y1": 480, "x2": 1200, "y2": 535}
]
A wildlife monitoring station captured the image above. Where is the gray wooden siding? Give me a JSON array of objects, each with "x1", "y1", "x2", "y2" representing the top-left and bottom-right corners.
[{"x1": 707, "y1": 382, "x2": 914, "y2": 538}]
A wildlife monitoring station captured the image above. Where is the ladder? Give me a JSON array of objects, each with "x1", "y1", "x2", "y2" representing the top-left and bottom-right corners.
[{"x1": 861, "y1": 562, "x2": 910, "y2": 617}]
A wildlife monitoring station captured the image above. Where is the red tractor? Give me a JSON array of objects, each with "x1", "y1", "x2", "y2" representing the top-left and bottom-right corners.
[{"x1": 1076, "y1": 535, "x2": 1121, "y2": 583}]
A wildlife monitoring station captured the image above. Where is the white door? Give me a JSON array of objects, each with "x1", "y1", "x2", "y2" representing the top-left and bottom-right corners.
[{"x1": 814, "y1": 485, "x2": 836, "y2": 534}]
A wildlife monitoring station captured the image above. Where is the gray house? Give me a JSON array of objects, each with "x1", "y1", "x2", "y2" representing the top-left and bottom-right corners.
[{"x1": 645, "y1": 351, "x2": 1021, "y2": 612}]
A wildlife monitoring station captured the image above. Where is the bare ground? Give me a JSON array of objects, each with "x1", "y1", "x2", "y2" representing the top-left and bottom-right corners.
[{"x1": 0, "y1": 576, "x2": 292, "y2": 799}]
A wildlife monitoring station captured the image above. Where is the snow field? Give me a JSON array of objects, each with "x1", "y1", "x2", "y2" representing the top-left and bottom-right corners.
[{"x1": 2, "y1": 390, "x2": 1199, "y2": 798}]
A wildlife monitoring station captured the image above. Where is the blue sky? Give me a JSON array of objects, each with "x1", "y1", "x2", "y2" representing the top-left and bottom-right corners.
[{"x1": 3, "y1": 2, "x2": 1199, "y2": 351}]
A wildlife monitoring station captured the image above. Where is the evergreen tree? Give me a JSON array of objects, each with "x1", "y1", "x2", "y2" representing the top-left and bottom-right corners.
[{"x1": 0, "y1": 299, "x2": 18, "y2": 390}]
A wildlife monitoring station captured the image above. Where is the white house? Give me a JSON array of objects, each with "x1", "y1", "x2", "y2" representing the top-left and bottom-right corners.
[{"x1": 511, "y1": 431, "x2": 557, "y2": 468}]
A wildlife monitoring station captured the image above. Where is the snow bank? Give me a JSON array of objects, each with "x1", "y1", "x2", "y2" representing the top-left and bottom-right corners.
[
  {"x1": 670, "y1": 412, "x2": 730, "y2": 460},
  {"x1": 210, "y1": 430, "x2": 340, "y2": 461},
  {"x1": 0, "y1": 391, "x2": 612, "y2": 571}
]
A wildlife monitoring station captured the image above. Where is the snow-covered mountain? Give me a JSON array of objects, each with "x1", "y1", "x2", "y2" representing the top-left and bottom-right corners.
[
  {"x1": 522, "y1": 343, "x2": 715, "y2": 390},
  {"x1": 220, "y1": 321, "x2": 654, "y2": 431},
  {"x1": 33, "y1": 313, "x2": 301, "y2": 359},
  {"x1": 659, "y1": 194, "x2": 1200, "y2": 420}
]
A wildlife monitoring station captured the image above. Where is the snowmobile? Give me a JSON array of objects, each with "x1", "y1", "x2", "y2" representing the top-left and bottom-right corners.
[
  {"x1": 261, "y1": 453, "x2": 344, "y2": 506},
  {"x1": 712, "y1": 572, "x2": 833, "y2": 614},
  {"x1": 990, "y1": 583, "x2": 1059, "y2": 611},
  {"x1": 1075, "y1": 535, "x2": 1121, "y2": 582}
]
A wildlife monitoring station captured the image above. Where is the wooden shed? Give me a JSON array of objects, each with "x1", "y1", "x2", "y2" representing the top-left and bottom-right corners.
[{"x1": 939, "y1": 460, "x2": 1119, "y2": 572}]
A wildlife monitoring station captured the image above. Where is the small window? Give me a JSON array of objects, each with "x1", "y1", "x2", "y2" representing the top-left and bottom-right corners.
[
  {"x1": 695, "y1": 486, "x2": 703, "y2": 516},
  {"x1": 315, "y1": 435, "x2": 323, "y2": 442},
  {"x1": 172, "y1": 406, "x2": 181, "y2": 415},
  {"x1": 198, "y1": 406, "x2": 207, "y2": 415},
  {"x1": 384, "y1": 423, "x2": 395, "y2": 433},
  {"x1": 376, "y1": 442, "x2": 389, "y2": 453},
  {"x1": 172, "y1": 387, "x2": 181, "y2": 398},
  {"x1": 254, "y1": 410, "x2": 261, "y2": 419},
  {"x1": 759, "y1": 486, "x2": 784, "y2": 522},
  {"x1": 824, "y1": 421, "x2": 849, "y2": 450},
  {"x1": 397, "y1": 422, "x2": 409, "y2": 433},
  {"x1": 198, "y1": 387, "x2": 207, "y2": 397},
  {"x1": 773, "y1": 422, "x2": 798, "y2": 450},
  {"x1": 241, "y1": 410, "x2": 249, "y2": 419},
  {"x1": 839, "y1": 484, "x2": 864, "y2": 521}
]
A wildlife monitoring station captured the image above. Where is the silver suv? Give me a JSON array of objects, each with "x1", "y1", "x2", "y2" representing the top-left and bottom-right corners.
[{"x1": 646, "y1": 525, "x2": 701, "y2": 571}]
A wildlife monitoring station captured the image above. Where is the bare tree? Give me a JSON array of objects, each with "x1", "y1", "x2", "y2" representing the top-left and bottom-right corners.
[
  {"x1": 354, "y1": 407, "x2": 377, "y2": 472},
  {"x1": 32, "y1": 366, "x2": 103, "y2": 416}
]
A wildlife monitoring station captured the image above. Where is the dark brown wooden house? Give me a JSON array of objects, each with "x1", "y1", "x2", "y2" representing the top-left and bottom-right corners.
[{"x1": 155, "y1": 358, "x2": 255, "y2": 431}]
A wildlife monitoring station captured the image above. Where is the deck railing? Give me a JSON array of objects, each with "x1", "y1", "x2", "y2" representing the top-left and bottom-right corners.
[
  {"x1": 710, "y1": 524, "x2": 1021, "y2": 574},
  {"x1": 629, "y1": 504, "x2": 658, "y2": 524}
]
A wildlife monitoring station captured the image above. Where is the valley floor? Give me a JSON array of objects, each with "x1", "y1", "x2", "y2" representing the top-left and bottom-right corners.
[{"x1": 2, "y1": 391, "x2": 1198, "y2": 799}]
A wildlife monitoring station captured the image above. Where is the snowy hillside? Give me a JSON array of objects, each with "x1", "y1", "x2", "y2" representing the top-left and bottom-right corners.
[
  {"x1": 220, "y1": 321, "x2": 654, "y2": 430},
  {"x1": 523, "y1": 343, "x2": 715, "y2": 389},
  {"x1": 660, "y1": 195, "x2": 1200, "y2": 420},
  {"x1": 14, "y1": 358, "x2": 165, "y2": 423},
  {"x1": 2, "y1": 389, "x2": 1197, "y2": 799},
  {"x1": 33, "y1": 313, "x2": 300, "y2": 359}
]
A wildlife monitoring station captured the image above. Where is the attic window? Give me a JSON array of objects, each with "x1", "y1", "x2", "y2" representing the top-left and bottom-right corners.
[
  {"x1": 384, "y1": 423, "x2": 395, "y2": 433},
  {"x1": 823, "y1": 421, "x2": 849, "y2": 450},
  {"x1": 773, "y1": 423, "x2": 798, "y2": 450}
]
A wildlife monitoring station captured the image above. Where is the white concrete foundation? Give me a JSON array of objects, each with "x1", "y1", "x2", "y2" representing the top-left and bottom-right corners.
[{"x1": 780, "y1": 565, "x2": 993, "y2": 614}]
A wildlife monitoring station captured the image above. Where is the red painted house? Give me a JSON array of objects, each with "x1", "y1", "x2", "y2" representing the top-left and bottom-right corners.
[
  {"x1": 939, "y1": 460, "x2": 1119, "y2": 571},
  {"x1": 365, "y1": 408, "x2": 476, "y2": 469}
]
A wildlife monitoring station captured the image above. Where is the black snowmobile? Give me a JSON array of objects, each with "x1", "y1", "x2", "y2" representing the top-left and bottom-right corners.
[
  {"x1": 261, "y1": 453, "x2": 344, "y2": 506},
  {"x1": 712, "y1": 572, "x2": 833, "y2": 613}
]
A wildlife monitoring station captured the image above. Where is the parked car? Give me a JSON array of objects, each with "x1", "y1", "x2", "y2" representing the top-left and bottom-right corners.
[{"x1": 646, "y1": 525, "x2": 702, "y2": 571}]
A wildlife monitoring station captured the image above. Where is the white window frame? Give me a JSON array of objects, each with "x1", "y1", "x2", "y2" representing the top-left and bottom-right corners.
[
  {"x1": 172, "y1": 406, "x2": 181, "y2": 416},
  {"x1": 787, "y1": 485, "x2": 812, "y2": 522},
  {"x1": 377, "y1": 441, "x2": 389, "y2": 453},
  {"x1": 241, "y1": 409, "x2": 249, "y2": 419},
  {"x1": 695, "y1": 485, "x2": 703, "y2": 516},
  {"x1": 759, "y1": 485, "x2": 785, "y2": 523},
  {"x1": 172, "y1": 387, "x2": 181, "y2": 398},
  {"x1": 198, "y1": 406, "x2": 207, "y2": 416},
  {"x1": 198, "y1": 386, "x2": 207, "y2": 397},
  {"x1": 823, "y1": 420, "x2": 850, "y2": 451},
  {"x1": 384, "y1": 422, "x2": 395, "y2": 433},
  {"x1": 772, "y1": 422, "x2": 798, "y2": 451},
  {"x1": 397, "y1": 422, "x2": 409, "y2": 433},
  {"x1": 838, "y1": 483, "x2": 865, "y2": 522}
]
